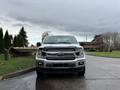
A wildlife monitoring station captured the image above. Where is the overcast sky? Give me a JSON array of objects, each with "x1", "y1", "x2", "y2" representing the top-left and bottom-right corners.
[{"x1": 0, "y1": 0, "x2": 120, "y2": 44}]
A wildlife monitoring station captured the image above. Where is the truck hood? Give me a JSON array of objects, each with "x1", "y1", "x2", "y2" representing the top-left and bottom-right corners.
[{"x1": 39, "y1": 44, "x2": 83, "y2": 49}]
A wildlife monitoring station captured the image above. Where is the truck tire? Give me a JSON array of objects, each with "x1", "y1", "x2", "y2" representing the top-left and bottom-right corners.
[
  {"x1": 36, "y1": 70, "x2": 43, "y2": 77},
  {"x1": 78, "y1": 67, "x2": 85, "y2": 76}
]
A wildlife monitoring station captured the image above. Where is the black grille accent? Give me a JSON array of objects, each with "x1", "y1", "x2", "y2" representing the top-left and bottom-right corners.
[
  {"x1": 45, "y1": 48, "x2": 76, "y2": 52},
  {"x1": 46, "y1": 56, "x2": 75, "y2": 60},
  {"x1": 46, "y1": 53, "x2": 75, "y2": 60},
  {"x1": 46, "y1": 63, "x2": 75, "y2": 67}
]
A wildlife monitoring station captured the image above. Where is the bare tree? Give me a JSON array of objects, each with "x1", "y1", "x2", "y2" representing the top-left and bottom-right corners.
[
  {"x1": 112, "y1": 32, "x2": 120, "y2": 50},
  {"x1": 42, "y1": 31, "x2": 50, "y2": 42},
  {"x1": 101, "y1": 32, "x2": 120, "y2": 51},
  {"x1": 102, "y1": 32, "x2": 112, "y2": 52}
]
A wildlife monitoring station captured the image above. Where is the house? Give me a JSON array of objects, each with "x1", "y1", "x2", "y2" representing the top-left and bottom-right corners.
[
  {"x1": 80, "y1": 35, "x2": 104, "y2": 51},
  {"x1": 9, "y1": 47, "x2": 37, "y2": 57}
]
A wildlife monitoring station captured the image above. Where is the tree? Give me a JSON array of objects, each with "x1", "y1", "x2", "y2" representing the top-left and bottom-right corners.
[
  {"x1": 18, "y1": 27, "x2": 29, "y2": 47},
  {"x1": 9, "y1": 34, "x2": 13, "y2": 47},
  {"x1": 42, "y1": 31, "x2": 50, "y2": 42},
  {"x1": 17, "y1": 35, "x2": 24, "y2": 47},
  {"x1": 102, "y1": 32, "x2": 113, "y2": 52},
  {"x1": 13, "y1": 27, "x2": 29, "y2": 47},
  {"x1": 0, "y1": 28, "x2": 4, "y2": 52},
  {"x1": 112, "y1": 32, "x2": 120, "y2": 50},
  {"x1": 101, "y1": 32, "x2": 120, "y2": 51},
  {"x1": 4, "y1": 30, "x2": 11, "y2": 49},
  {"x1": 13, "y1": 35, "x2": 18, "y2": 47}
]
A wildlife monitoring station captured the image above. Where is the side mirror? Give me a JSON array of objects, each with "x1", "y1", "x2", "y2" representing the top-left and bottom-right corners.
[
  {"x1": 37, "y1": 42, "x2": 41, "y2": 47},
  {"x1": 79, "y1": 42, "x2": 81, "y2": 46}
]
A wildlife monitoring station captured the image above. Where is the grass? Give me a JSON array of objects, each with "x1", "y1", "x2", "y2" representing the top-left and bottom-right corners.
[
  {"x1": 86, "y1": 51, "x2": 120, "y2": 58},
  {"x1": 0, "y1": 54, "x2": 35, "y2": 76}
]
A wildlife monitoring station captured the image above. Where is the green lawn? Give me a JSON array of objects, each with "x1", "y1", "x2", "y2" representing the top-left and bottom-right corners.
[
  {"x1": 0, "y1": 54, "x2": 35, "y2": 76},
  {"x1": 86, "y1": 51, "x2": 120, "y2": 58}
]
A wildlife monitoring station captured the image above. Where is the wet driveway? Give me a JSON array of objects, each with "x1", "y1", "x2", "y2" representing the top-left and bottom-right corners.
[{"x1": 0, "y1": 55, "x2": 120, "y2": 90}]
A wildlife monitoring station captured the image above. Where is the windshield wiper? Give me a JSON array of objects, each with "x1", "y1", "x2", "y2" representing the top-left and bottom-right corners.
[
  {"x1": 44, "y1": 42, "x2": 72, "y2": 44},
  {"x1": 44, "y1": 42, "x2": 58, "y2": 44},
  {"x1": 57, "y1": 42, "x2": 72, "y2": 44}
]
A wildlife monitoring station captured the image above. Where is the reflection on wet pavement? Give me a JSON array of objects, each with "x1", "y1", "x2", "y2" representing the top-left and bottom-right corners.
[
  {"x1": 36, "y1": 74, "x2": 86, "y2": 90},
  {"x1": 1, "y1": 55, "x2": 120, "y2": 90}
]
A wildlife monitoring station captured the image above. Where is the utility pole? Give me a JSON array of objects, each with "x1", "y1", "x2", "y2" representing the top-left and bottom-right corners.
[
  {"x1": 86, "y1": 34, "x2": 87, "y2": 42},
  {"x1": 4, "y1": 48, "x2": 9, "y2": 61}
]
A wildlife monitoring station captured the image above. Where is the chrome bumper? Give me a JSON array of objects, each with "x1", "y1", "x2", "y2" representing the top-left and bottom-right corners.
[{"x1": 36, "y1": 58, "x2": 86, "y2": 68}]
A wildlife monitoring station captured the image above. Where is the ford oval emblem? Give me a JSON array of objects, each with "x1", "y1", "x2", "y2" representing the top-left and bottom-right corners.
[{"x1": 57, "y1": 52, "x2": 64, "y2": 56}]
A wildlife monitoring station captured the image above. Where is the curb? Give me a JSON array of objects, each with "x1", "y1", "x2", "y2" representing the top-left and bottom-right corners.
[
  {"x1": 0, "y1": 76, "x2": 3, "y2": 80},
  {"x1": 0, "y1": 67, "x2": 36, "y2": 80}
]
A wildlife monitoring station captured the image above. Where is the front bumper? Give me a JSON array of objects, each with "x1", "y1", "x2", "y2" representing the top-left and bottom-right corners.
[
  {"x1": 36, "y1": 67, "x2": 85, "y2": 74},
  {"x1": 36, "y1": 58, "x2": 85, "y2": 73}
]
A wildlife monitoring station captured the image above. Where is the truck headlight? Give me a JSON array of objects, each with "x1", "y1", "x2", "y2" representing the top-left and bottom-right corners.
[
  {"x1": 80, "y1": 50, "x2": 84, "y2": 58},
  {"x1": 37, "y1": 48, "x2": 46, "y2": 58},
  {"x1": 37, "y1": 51, "x2": 41, "y2": 58},
  {"x1": 75, "y1": 48, "x2": 85, "y2": 58}
]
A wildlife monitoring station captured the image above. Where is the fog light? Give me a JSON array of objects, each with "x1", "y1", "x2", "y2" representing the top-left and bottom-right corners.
[
  {"x1": 78, "y1": 62, "x2": 84, "y2": 65},
  {"x1": 38, "y1": 62, "x2": 43, "y2": 66}
]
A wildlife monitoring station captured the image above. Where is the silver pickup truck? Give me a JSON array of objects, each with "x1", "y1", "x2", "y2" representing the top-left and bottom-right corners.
[{"x1": 36, "y1": 35, "x2": 86, "y2": 76}]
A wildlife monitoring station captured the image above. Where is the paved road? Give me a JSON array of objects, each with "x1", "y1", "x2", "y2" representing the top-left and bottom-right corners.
[{"x1": 0, "y1": 55, "x2": 120, "y2": 90}]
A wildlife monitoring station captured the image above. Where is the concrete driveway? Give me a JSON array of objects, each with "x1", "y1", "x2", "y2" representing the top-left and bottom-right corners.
[{"x1": 0, "y1": 55, "x2": 120, "y2": 90}]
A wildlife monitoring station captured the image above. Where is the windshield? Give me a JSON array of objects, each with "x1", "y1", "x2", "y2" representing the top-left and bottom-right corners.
[{"x1": 43, "y1": 36, "x2": 78, "y2": 44}]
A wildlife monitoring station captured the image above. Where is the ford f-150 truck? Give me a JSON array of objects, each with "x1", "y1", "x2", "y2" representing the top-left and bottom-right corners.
[{"x1": 36, "y1": 35, "x2": 86, "y2": 76}]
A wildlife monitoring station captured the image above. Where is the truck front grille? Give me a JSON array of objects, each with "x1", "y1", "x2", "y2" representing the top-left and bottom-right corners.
[
  {"x1": 44, "y1": 47, "x2": 76, "y2": 60},
  {"x1": 46, "y1": 53, "x2": 75, "y2": 60}
]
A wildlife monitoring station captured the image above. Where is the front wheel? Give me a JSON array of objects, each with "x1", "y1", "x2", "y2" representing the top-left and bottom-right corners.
[
  {"x1": 36, "y1": 69, "x2": 43, "y2": 77},
  {"x1": 78, "y1": 67, "x2": 85, "y2": 76}
]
